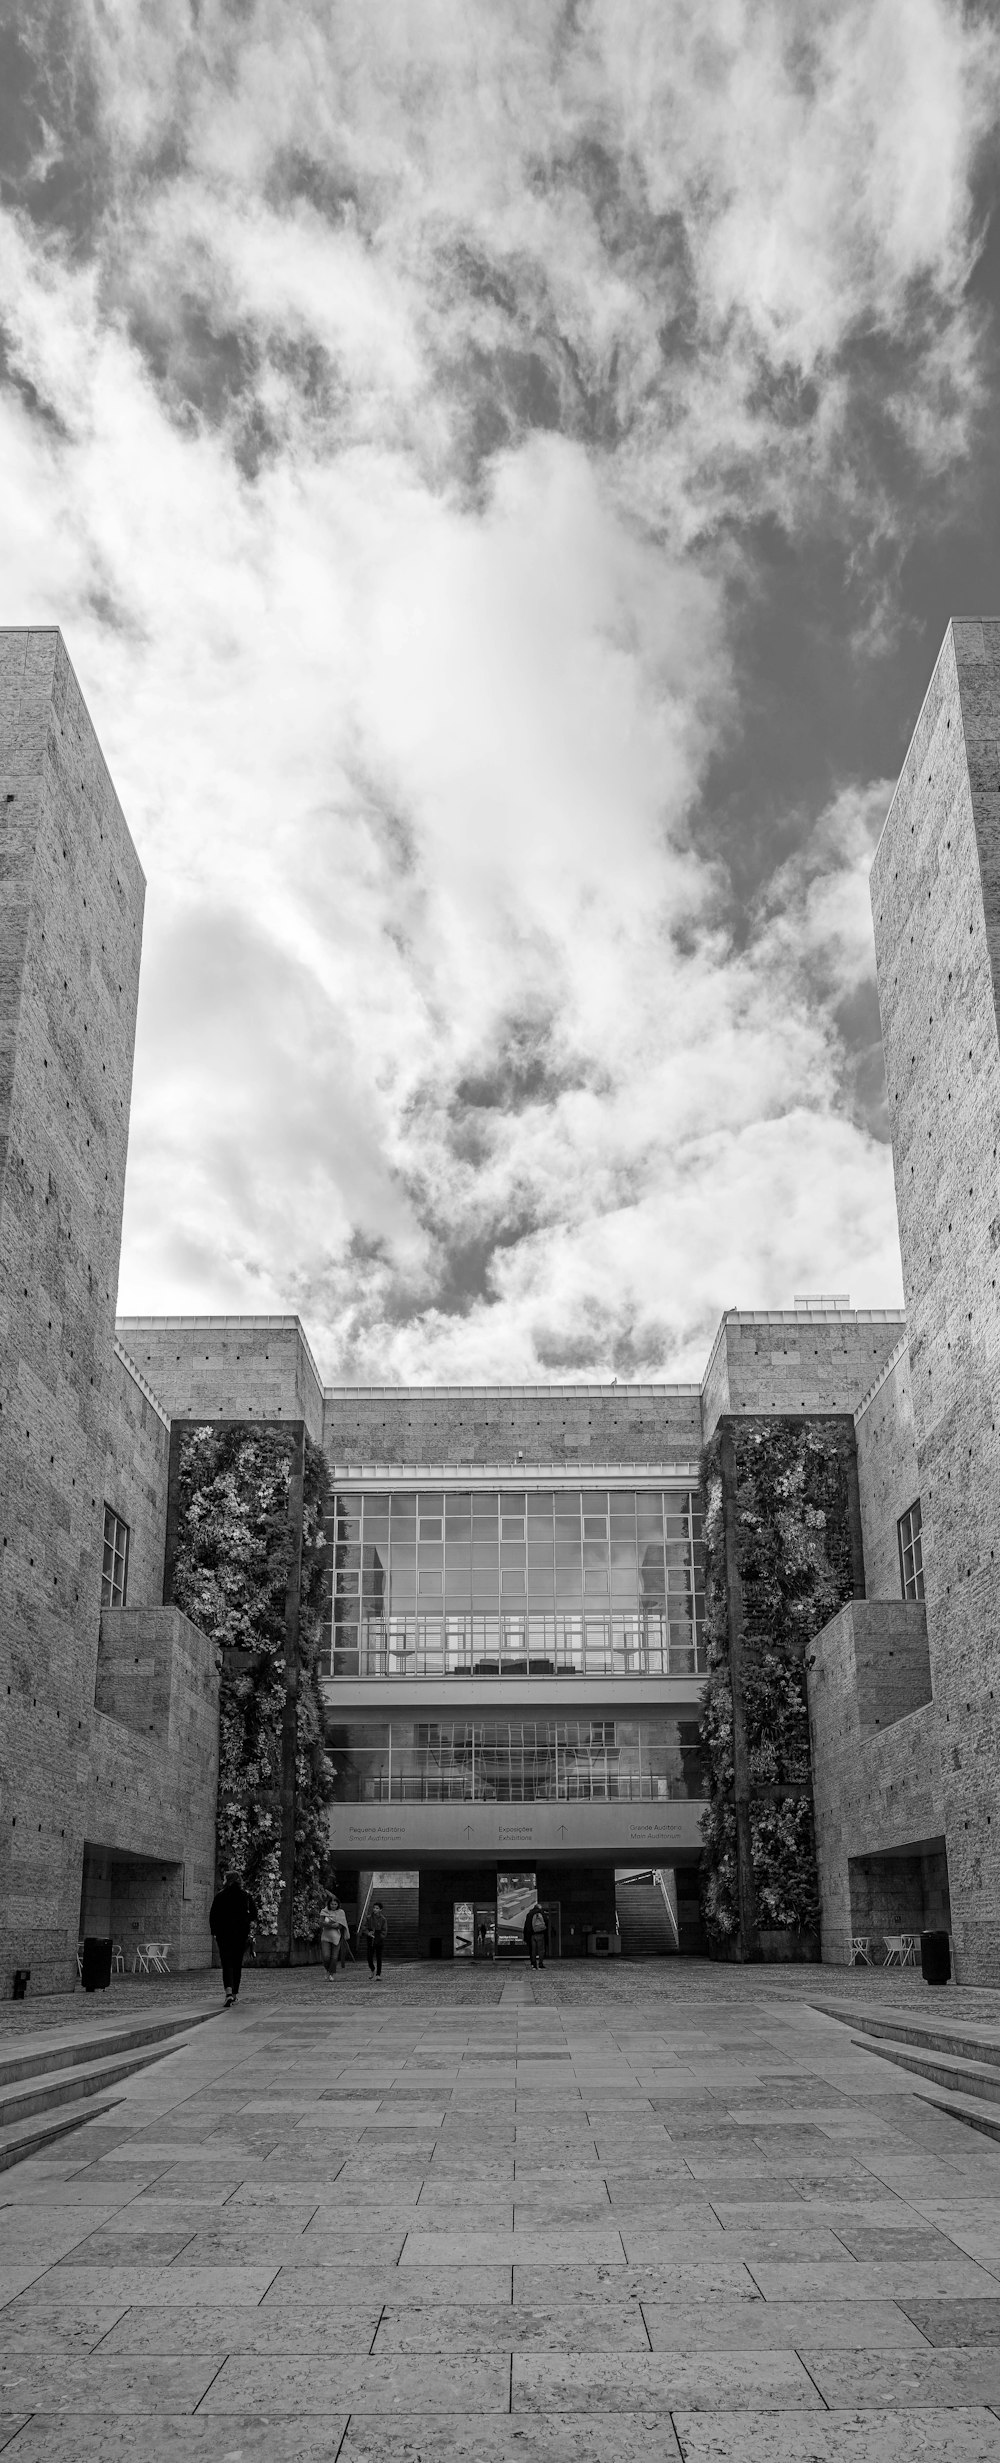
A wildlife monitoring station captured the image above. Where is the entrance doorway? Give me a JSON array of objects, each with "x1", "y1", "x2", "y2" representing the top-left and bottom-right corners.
[{"x1": 451, "y1": 1878, "x2": 561, "y2": 1959}]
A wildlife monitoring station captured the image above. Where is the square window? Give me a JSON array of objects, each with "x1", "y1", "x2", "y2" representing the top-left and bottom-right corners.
[
  {"x1": 583, "y1": 1516, "x2": 608, "y2": 1539},
  {"x1": 419, "y1": 1518, "x2": 443, "y2": 1540},
  {"x1": 501, "y1": 1568, "x2": 526, "y2": 1595},
  {"x1": 501, "y1": 1517, "x2": 525, "y2": 1539},
  {"x1": 418, "y1": 1569, "x2": 443, "y2": 1595}
]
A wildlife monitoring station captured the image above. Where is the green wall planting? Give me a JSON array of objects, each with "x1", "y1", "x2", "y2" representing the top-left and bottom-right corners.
[
  {"x1": 169, "y1": 1422, "x2": 334, "y2": 1947},
  {"x1": 699, "y1": 1416, "x2": 859, "y2": 1948}
]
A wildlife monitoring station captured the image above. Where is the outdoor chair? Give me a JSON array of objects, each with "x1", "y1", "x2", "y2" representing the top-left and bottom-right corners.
[
  {"x1": 850, "y1": 1936, "x2": 873, "y2": 1965},
  {"x1": 882, "y1": 1933, "x2": 918, "y2": 1967}
]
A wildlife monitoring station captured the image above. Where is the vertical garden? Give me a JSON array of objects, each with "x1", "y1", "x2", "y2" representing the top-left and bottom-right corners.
[
  {"x1": 698, "y1": 1416, "x2": 861, "y2": 1956},
  {"x1": 168, "y1": 1420, "x2": 334, "y2": 1955}
]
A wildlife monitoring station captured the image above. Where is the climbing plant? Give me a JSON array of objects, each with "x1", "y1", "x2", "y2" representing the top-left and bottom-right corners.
[
  {"x1": 698, "y1": 1417, "x2": 857, "y2": 1945},
  {"x1": 170, "y1": 1422, "x2": 334, "y2": 1946}
]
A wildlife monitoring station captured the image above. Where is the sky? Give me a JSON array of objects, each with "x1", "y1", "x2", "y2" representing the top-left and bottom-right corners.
[{"x1": 2, "y1": 0, "x2": 1000, "y2": 1383}]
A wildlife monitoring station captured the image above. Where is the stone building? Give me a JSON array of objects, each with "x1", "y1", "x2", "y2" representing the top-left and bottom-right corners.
[{"x1": 2, "y1": 618, "x2": 999, "y2": 1990}]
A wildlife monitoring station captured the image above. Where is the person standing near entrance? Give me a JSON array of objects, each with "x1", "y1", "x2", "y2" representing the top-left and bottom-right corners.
[
  {"x1": 319, "y1": 1894, "x2": 349, "y2": 1981},
  {"x1": 365, "y1": 1898, "x2": 388, "y2": 1979},
  {"x1": 524, "y1": 1902, "x2": 549, "y2": 1969},
  {"x1": 209, "y1": 1870, "x2": 258, "y2": 2008}
]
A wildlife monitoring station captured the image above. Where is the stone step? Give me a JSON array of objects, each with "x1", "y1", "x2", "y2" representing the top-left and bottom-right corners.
[
  {"x1": 0, "y1": 2005, "x2": 217, "y2": 2091},
  {"x1": 0, "y1": 2095, "x2": 124, "y2": 2175},
  {"x1": 849, "y1": 2033, "x2": 1000, "y2": 2106},
  {"x1": 0, "y1": 2037, "x2": 182, "y2": 2132},
  {"x1": 913, "y1": 2087, "x2": 1000, "y2": 2148},
  {"x1": 814, "y1": 2000, "x2": 1000, "y2": 2071}
]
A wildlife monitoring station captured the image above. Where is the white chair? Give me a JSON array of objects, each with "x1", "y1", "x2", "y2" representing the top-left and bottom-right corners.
[
  {"x1": 146, "y1": 1942, "x2": 171, "y2": 1973},
  {"x1": 851, "y1": 1936, "x2": 873, "y2": 1965},
  {"x1": 883, "y1": 1933, "x2": 918, "y2": 1967},
  {"x1": 132, "y1": 1944, "x2": 150, "y2": 1975},
  {"x1": 111, "y1": 1942, "x2": 126, "y2": 1975}
]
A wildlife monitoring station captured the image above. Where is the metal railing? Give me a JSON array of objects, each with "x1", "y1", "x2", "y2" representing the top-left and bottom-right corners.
[
  {"x1": 326, "y1": 1609, "x2": 705, "y2": 1682},
  {"x1": 329, "y1": 1769, "x2": 708, "y2": 1805}
]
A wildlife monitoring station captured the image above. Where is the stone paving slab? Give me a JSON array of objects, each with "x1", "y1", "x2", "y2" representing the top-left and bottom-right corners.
[
  {"x1": 6, "y1": 1967, "x2": 1000, "y2": 2461},
  {"x1": 671, "y1": 2414, "x2": 1000, "y2": 2460}
]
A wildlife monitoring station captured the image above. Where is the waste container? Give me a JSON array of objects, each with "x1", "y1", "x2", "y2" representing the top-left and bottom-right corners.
[
  {"x1": 920, "y1": 1929, "x2": 951, "y2": 1986},
  {"x1": 12, "y1": 1969, "x2": 29, "y2": 2000},
  {"x1": 81, "y1": 1937, "x2": 113, "y2": 1993}
]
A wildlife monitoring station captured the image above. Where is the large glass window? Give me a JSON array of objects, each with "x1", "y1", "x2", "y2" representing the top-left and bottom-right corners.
[
  {"x1": 898, "y1": 1499, "x2": 924, "y2": 1601},
  {"x1": 325, "y1": 1715, "x2": 707, "y2": 1801},
  {"x1": 324, "y1": 1487, "x2": 705, "y2": 1679}
]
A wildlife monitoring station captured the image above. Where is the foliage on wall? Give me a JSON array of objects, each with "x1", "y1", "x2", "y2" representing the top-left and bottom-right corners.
[
  {"x1": 698, "y1": 1417, "x2": 857, "y2": 1944},
  {"x1": 170, "y1": 1423, "x2": 334, "y2": 1943}
]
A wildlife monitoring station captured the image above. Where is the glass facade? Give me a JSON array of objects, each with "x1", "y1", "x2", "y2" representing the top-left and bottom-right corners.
[
  {"x1": 323, "y1": 1486, "x2": 705, "y2": 1680},
  {"x1": 327, "y1": 1715, "x2": 707, "y2": 1802}
]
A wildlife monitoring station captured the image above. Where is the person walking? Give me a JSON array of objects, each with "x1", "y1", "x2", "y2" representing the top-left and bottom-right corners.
[
  {"x1": 209, "y1": 1870, "x2": 258, "y2": 2008},
  {"x1": 364, "y1": 1897, "x2": 388, "y2": 1979},
  {"x1": 319, "y1": 1894, "x2": 349, "y2": 1981},
  {"x1": 523, "y1": 1901, "x2": 549, "y2": 1969}
]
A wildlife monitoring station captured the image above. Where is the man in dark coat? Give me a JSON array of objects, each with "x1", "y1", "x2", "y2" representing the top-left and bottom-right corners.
[
  {"x1": 209, "y1": 1871, "x2": 258, "y2": 2007},
  {"x1": 523, "y1": 1902, "x2": 549, "y2": 1969}
]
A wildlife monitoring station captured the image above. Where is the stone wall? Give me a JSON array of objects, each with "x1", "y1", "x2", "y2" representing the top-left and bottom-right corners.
[
  {"x1": 870, "y1": 616, "x2": 1000, "y2": 1981},
  {"x1": 86, "y1": 1605, "x2": 220, "y2": 1967},
  {"x1": 105, "y1": 1341, "x2": 170, "y2": 1608},
  {"x1": 322, "y1": 1383, "x2": 702, "y2": 1470},
  {"x1": 807, "y1": 1600, "x2": 944, "y2": 1965},
  {"x1": 117, "y1": 1315, "x2": 324, "y2": 1443},
  {"x1": 701, "y1": 1311, "x2": 906, "y2": 1441},
  {"x1": 854, "y1": 1342, "x2": 919, "y2": 1603},
  {"x1": 0, "y1": 630, "x2": 145, "y2": 1995}
]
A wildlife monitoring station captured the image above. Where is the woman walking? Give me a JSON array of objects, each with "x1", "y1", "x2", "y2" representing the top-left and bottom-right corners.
[{"x1": 318, "y1": 1894, "x2": 349, "y2": 1982}]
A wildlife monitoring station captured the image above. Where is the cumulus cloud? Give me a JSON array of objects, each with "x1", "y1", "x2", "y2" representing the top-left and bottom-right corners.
[{"x1": 0, "y1": 0, "x2": 997, "y2": 1377}]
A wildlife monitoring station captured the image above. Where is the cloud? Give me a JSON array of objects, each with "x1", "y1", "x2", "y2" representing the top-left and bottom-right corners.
[{"x1": 1, "y1": 0, "x2": 997, "y2": 1377}]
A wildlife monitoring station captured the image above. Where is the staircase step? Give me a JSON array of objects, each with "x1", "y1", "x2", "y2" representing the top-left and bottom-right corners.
[
  {"x1": 0, "y1": 2095, "x2": 125, "y2": 2175},
  {"x1": 913, "y1": 2088, "x2": 1000, "y2": 2148},
  {"x1": 616, "y1": 1881, "x2": 674, "y2": 1958},
  {"x1": 814, "y1": 2002, "x2": 1000, "y2": 2072},
  {"x1": 849, "y1": 2034, "x2": 1000, "y2": 2106},
  {"x1": 0, "y1": 2005, "x2": 218, "y2": 2092},
  {"x1": 0, "y1": 2036, "x2": 187, "y2": 2131}
]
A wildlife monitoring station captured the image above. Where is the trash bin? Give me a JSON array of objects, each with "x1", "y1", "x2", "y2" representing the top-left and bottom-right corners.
[
  {"x1": 428, "y1": 1937, "x2": 442, "y2": 1959},
  {"x1": 920, "y1": 1929, "x2": 951, "y2": 1986},
  {"x1": 12, "y1": 1969, "x2": 29, "y2": 2000},
  {"x1": 81, "y1": 1937, "x2": 113, "y2": 1993}
]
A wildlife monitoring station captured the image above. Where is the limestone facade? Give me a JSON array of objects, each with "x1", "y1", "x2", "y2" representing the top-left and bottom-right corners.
[{"x1": 5, "y1": 615, "x2": 1000, "y2": 1989}]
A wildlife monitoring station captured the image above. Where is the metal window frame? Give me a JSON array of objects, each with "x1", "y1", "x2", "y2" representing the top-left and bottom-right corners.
[{"x1": 101, "y1": 1503, "x2": 130, "y2": 1609}]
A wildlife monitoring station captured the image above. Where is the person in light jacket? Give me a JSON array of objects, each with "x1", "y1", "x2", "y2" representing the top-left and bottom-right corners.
[
  {"x1": 209, "y1": 1871, "x2": 258, "y2": 2008},
  {"x1": 318, "y1": 1896, "x2": 349, "y2": 1981}
]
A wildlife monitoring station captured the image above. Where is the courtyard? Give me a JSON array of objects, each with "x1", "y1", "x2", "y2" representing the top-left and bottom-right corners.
[{"x1": 4, "y1": 1965, "x2": 1000, "y2": 2457}]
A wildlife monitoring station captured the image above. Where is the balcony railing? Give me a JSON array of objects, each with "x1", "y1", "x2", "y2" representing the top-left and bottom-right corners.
[
  {"x1": 326, "y1": 1609, "x2": 705, "y2": 1683},
  {"x1": 330, "y1": 1768, "x2": 708, "y2": 1805}
]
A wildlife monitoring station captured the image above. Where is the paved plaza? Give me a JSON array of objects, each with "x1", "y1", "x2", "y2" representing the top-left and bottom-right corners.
[{"x1": 5, "y1": 1968, "x2": 1000, "y2": 2459}]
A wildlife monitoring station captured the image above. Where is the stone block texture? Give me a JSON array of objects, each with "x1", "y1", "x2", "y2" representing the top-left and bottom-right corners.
[
  {"x1": 701, "y1": 1310, "x2": 905, "y2": 1440},
  {"x1": 118, "y1": 1313, "x2": 324, "y2": 1441},
  {"x1": 871, "y1": 616, "x2": 1000, "y2": 1981},
  {"x1": 808, "y1": 1601, "x2": 944, "y2": 1963},
  {"x1": 854, "y1": 1339, "x2": 919, "y2": 1602},
  {"x1": 0, "y1": 631, "x2": 144, "y2": 1993},
  {"x1": 86, "y1": 1605, "x2": 220, "y2": 1964},
  {"x1": 322, "y1": 1383, "x2": 702, "y2": 1470}
]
